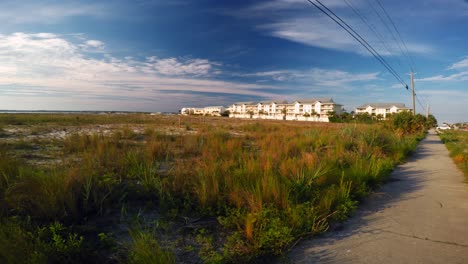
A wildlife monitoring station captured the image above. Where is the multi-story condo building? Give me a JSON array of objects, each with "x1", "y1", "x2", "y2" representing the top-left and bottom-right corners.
[
  {"x1": 180, "y1": 106, "x2": 225, "y2": 116},
  {"x1": 229, "y1": 98, "x2": 343, "y2": 122},
  {"x1": 355, "y1": 103, "x2": 410, "y2": 119}
]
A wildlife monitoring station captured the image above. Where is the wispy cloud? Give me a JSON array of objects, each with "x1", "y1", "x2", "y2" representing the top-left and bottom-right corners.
[
  {"x1": 145, "y1": 57, "x2": 220, "y2": 77},
  {"x1": 248, "y1": 0, "x2": 349, "y2": 12},
  {"x1": 448, "y1": 57, "x2": 468, "y2": 70},
  {"x1": 416, "y1": 72, "x2": 468, "y2": 82},
  {"x1": 417, "y1": 56, "x2": 468, "y2": 82},
  {"x1": 236, "y1": 0, "x2": 434, "y2": 56},
  {"x1": 84, "y1": 40, "x2": 105, "y2": 49},
  {"x1": 258, "y1": 17, "x2": 364, "y2": 54},
  {"x1": 0, "y1": 32, "x2": 277, "y2": 110},
  {"x1": 238, "y1": 68, "x2": 379, "y2": 85},
  {"x1": 0, "y1": 0, "x2": 107, "y2": 24},
  {"x1": 257, "y1": 17, "x2": 433, "y2": 56},
  {"x1": 0, "y1": 32, "x2": 387, "y2": 111}
]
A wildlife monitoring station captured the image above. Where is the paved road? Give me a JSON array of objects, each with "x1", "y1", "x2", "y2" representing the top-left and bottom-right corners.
[{"x1": 287, "y1": 130, "x2": 468, "y2": 263}]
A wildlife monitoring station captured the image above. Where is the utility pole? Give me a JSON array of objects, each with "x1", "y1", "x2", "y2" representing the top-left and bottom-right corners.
[
  {"x1": 411, "y1": 69, "x2": 416, "y2": 115},
  {"x1": 426, "y1": 103, "x2": 430, "y2": 118}
]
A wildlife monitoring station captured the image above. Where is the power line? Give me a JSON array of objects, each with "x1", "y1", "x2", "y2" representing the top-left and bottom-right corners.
[
  {"x1": 415, "y1": 95, "x2": 426, "y2": 114},
  {"x1": 357, "y1": 0, "x2": 430, "y2": 113},
  {"x1": 372, "y1": 0, "x2": 431, "y2": 114},
  {"x1": 305, "y1": 0, "x2": 408, "y2": 88},
  {"x1": 364, "y1": 0, "x2": 407, "y2": 64},
  {"x1": 343, "y1": 0, "x2": 406, "y2": 71},
  {"x1": 374, "y1": 0, "x2": 416, "y2": 69}
]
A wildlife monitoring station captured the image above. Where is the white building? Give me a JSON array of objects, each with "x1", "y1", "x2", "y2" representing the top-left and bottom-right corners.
[
  {"x1": 229, "y1": 98, "x2": 343, "y2": 122},
  {"x1": 355, "y1": 103, "x2": 410, "y2": 119},
  {"x1": 181, "y1": 106, "x2": 225, "y2": 116},
  {"x1": 291, "y1": 99, "x2": 343, "y2": 121}
]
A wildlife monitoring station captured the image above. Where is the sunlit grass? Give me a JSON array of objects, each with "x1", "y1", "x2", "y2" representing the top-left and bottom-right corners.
[
  {"x1": 439, "y1": 130, "x2": 468, "y2": 178},
  {"x1": 0, "y1": 113, "x2": 427, "y2": 262}
]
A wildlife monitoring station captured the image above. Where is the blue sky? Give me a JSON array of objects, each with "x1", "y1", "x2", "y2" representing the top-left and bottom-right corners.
[{"x1": 0, "y1": 0, "x2": 467, "y2": 123}]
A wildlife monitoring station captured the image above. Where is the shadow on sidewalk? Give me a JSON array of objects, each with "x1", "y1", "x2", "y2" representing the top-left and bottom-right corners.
[{"x1": 282, "y1": 134, "x2": 436, "y2": 263}]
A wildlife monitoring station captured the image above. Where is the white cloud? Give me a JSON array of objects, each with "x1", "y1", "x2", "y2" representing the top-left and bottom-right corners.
[
  {"x1": 448, "y1": 57, "x2": 468, "y2": 70},
  {"x1": 258, "y1": 16, "x2": 433, "y2": 56},
  {"x1": 84, "y1": 40, "x2": 105, "y2": 49},
  {"x1": 416, "y1": 72, "x2": 468, "y2": 82},
  {"x1": 236, "y1": 0, "x2": 434, "y2": 57},
  {"x1": 306, "y1": 68, "x2": 379, "y2": 85},
  {"x1": 0, "y1": 1, "x2": 106, "y2": 24},
  {"x1": 417, "y1": 57, "x2": 468, "y2": 82},
  {"x1": 248, "y1": 0, "x2": 352, "y2": 12},
  {"x1": 0, "y1": 32, "x2": 277, "y2": 111},
  {"x1": 258, "y1": 17, "x2": 364, "y2": 54},
  {"x1": 239, "y1": 68, "x2": 379, "y2": 85},
  {"x1": 32, "y1": 33, "x2": 58, "y2": 39},
  {"x1": 148, "y1": 58, "x2": 217, "y2": 76}
]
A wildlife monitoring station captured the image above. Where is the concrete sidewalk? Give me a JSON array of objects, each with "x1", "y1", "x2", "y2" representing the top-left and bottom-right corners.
[{"x1": 286, "y1": 130, "x2": 468, "y2": 263}]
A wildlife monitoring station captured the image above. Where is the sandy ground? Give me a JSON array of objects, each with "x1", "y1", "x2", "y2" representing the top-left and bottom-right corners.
[{"x1": 286, "y1": 130, "x2": 468, "y2": 263}]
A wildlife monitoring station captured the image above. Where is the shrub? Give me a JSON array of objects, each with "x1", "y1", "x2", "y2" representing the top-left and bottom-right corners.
[{"x1": 128, "y1": 229, "x2": 175, "y2": 264}]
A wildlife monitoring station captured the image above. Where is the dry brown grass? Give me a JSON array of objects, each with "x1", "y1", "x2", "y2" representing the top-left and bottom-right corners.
[{"x1": 0, "y1": 113, "x2": 426, "y2": 262}]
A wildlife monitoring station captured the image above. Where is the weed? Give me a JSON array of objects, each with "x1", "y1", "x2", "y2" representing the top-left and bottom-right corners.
[
  {"x1": 128, "y1": 228, "x2": 175, "y2": 264},
  {"x1": 439, "y1": 130, "x2": 468, "y2": 177},
  {"x1": 0, "y1": 113, "x2": 429, "y2": 262}
]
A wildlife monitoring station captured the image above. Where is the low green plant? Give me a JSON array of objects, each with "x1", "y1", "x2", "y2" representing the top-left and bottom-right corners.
[
  {"x1": 128, "y1": 229, "x2": 175, "y2": 264},
  {"x1": 439, "y1": 130, "x2": 468, "y2": 177},
  {"x1": 0, "y1": 114, "x2": 430, "y2": 262},
  {"x1": 0, "y1": 219, "x2": 86, "y2": 264}
]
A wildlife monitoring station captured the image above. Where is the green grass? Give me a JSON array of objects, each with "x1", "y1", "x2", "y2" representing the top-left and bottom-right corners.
[
  {"x1": 0, "y1": 113, "x2": 155, "y2": 126},
  {"x1": 439, "y1": 130, "x2": 468, "y2": 178},
  {"x1": 0, "y1": 113, "x2": 428, "y2": 262},
  {"x1": 128, "y1": 228, "x2": 176, "y2": 264}
]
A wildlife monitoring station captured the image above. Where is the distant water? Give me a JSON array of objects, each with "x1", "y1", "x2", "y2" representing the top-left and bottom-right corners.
[
  {"x1": 0, "y1": 110, "x2": 177, "y2": 115},
  {"x1": 0, "y1": 110, "x2": 143, "y2": 114}
]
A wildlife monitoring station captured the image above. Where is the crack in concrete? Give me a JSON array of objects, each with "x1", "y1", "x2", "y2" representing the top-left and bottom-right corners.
[{"x1": 383, "y1": 229, "x2": 468, "y2": 248}]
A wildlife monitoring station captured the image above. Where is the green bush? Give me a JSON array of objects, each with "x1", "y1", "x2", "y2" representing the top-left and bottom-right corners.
[
  {"x1": 0, "y1": 219, "x2": 85, "y2": 264},
  {"x1": 0, "y1": 114, "x2": 430, "y2": 262},
  {"x1": 128, "y1": 229, "x2": 175, "y2": 264}
]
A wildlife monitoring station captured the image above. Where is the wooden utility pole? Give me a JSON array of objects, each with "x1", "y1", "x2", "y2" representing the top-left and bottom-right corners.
[{"x1": 411, "y1": 69, "x2": 416, "y2": 115}]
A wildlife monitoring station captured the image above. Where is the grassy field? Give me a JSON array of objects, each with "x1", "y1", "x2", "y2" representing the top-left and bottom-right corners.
[
  {"x1": 439, "y1": 130, "x2": 468, "y2": 178},
  {"x1": 0, "y1": 113, "x2": 428, "y2": 263}
]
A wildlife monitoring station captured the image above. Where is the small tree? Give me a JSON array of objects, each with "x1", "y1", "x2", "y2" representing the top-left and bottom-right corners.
[
  {"x1": 376, "y1": 114, "x2": 384, "y2": 121},
  {"x1": 281, "y1": 107, "x2": 287, "y2": 120},
  {"x1": 221, "y1": 110, "x2": 230, "y2": 117},
  {"x1": 426, "y1": 114, "x2": 437, "y2": 128},
  {"x1": 327, "y1": 111, "x2": 339, "y2": 122}
]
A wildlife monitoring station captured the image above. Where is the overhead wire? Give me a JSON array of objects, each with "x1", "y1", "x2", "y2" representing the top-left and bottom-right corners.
[
  {"x1": 305, "y1": 0, "x2": 430, "y2": 114},
  {"x1": 374, "y1": 0, "x2": 416, "y2": 69},
  {"x1": 364, "y1": 0, "x2": 407, "y2": 60},
  {"x1": 372, "y1": 0, "x2": 430, "y2": 113},
  {"x1": 343, "y1": 0, "x2": 406, "y2": 73},
  {"x1": 415, "y1": 95, "x2": 426, "y2": 114},
  {"x1": 305, "y1": 0, "x2": 408, "y2": 88}
]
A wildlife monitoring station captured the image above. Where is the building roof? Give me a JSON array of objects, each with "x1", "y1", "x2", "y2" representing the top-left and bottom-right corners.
[
  {"x1": 233, "y1": 101, "x2": 256, "y2": 105},
  {"x1": 357, "y1": 103, "x2": 409, "y2": 109},
  {"x1": 233, "y1": 98, "x2": 339, "y2": 106},
  {"x1": 294, "y1": 98, "x2": 334, "y2": 104},
  {"x1": 257, "y1": 100, "x2": 278, "y2": 104}
]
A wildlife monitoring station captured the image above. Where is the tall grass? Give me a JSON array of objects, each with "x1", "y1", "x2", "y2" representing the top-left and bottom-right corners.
[
  {"x1": 128, "y1": 228, "x2": 176, "y2": 264},
  {"x1": 439, "y1": 130, "x2": 468, "y2": 177},
  {"x1": 0, "y1": 114, "x2": 426, "y2": 262}
]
